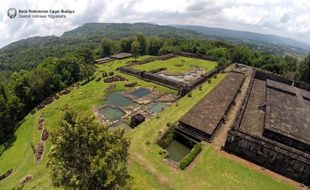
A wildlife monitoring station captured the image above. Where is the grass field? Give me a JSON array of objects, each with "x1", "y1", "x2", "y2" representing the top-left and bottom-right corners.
[
  {"x1": 0, "y1": 56, "x2": 296, "y2": 190},
  {"x1": 132, "y1": 56, "x2": 217, "y2": 74}
]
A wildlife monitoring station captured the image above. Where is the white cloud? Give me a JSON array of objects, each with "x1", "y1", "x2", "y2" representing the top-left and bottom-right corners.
[{"x1": 0, "y1": 0, "x2": 310, "y2": 48}]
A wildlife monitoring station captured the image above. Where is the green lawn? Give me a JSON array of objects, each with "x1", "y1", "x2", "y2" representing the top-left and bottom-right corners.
[
  {"x1": 132, "y1": 56, "x2": 217, "y2": 74},
  {"x1": 0, "y1": 56, "x2": 296, "y2": 190}
]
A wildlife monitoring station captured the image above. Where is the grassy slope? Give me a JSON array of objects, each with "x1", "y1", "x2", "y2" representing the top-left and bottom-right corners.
[
  {"x1": 132, "y1": 56, "x2": 217, "y2": 74},
  {"x1": 0, "y1": 56, "x2": 173, "y2": 190},
  {"x1": 0, "y1": 56, "x2": 295, "y2": 190}
]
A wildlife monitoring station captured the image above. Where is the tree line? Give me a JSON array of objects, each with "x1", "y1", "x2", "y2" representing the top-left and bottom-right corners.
[
  {"x1": 0, "y1": 47, "x2": 95, "y2": 145},
  {"x1": 100, "y1": 34, "x2": 309, "y2": 82}
]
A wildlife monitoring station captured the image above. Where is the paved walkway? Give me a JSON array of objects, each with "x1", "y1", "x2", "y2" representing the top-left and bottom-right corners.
[{"x1": 212, "y1": 66, "x2": 254, "y2": 149}]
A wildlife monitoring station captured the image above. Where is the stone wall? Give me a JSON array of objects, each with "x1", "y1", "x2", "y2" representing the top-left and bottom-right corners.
[
  {"x1": 225, "y1": 68, "x2": 310, "y2": 186},
  {"x1": 255, "y1": 69, "x2": 293, "y2": 85},
  {"x1": 295, "y1": 80, "x2": 310, "y2": 91},
  {"x1": 225, "y1": 129, "x2": 310, "y2": 185},
  {"x1": 174, "y1": 52, "x2": 218, "y2": 61},
  {"x1": 255, "y1": 69, "x2": 310, "y2": 91},
  {"x1": 118, "y1": 53, "x2": 223, "y2": 96},
  {"x1": 263, "y1": 129, "x2": 309, "y2": 154}
]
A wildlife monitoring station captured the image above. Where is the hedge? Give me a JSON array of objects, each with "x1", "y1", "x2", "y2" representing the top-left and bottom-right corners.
[{"x1": 180, "y1": 143, "x2": 202, "y2": 170}]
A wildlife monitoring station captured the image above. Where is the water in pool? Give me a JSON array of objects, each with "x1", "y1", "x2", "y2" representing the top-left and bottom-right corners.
[
  {"x1": 99, "y1": 106, "x2": 125, "y2": 122},
  {"x1": 105, "y1": 91, "x2": 134, "y2": 107},
  {"x1": 149, "y1": 102, "x2": 166, "y2": 113},
  {"x1": 131, "y1": 88, "x2": 151, "y2": 98},
  {"x1": 165, "y1": 139, "x2": 191, "y2": 162}
]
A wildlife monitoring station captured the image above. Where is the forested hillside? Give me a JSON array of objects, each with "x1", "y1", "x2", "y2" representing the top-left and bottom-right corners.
[
  {"x1": 0, "y1": 23, "x2": 308, "y2": 72},
  {"x1": 175, "y1": 25, "x2": 310, "y2": 52}
]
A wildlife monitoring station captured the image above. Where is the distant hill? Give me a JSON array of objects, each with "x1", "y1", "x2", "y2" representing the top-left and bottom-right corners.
[
  {"x1": 62, "y1": 22, "x2": 202, "y2": 40},
  {"x1": 174, "y1": 25, "x2": 310, "y2": 52},
  {"x1": 0, "y1": 22, "x2": 308, "y2": 71}
]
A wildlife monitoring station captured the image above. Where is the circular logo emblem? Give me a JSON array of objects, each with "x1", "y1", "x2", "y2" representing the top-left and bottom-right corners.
[{"x1": 7, "y1": 8, "x2": 17, "y2": 18}]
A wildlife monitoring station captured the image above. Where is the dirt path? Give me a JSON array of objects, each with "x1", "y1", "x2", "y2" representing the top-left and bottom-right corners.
[
  {"x1": 212, "y1": 67, "x2": 254, "y2": 149},
  {"x1": 129, "y1": 151, "x2": 175, "y2": 190}
]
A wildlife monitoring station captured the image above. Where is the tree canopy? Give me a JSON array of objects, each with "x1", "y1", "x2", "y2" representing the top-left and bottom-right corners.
[{"x1": 48, "y1": 107, "x2": 131, "y2": 190}]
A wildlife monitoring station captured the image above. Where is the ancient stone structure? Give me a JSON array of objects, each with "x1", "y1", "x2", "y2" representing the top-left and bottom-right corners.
[
  {"x1": 178, "y1": 73, "x2": 245, "y2": 142},
  {"x1": 118, "y1": 52, "x2": 223, "y2": 96},
  {"x1": 110, "y1": 53, "x2": 133, "y2": 59},
  {"x1": 224, "y1": 69, "x2": 310, "y2": 186},
  {"x1": 130, "y1": 114, "x2": 145, "y2": 128}
]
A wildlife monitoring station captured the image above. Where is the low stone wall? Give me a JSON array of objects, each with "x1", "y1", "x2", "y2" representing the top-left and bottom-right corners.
[
  {"x1": 263, "y1": 128, "x2": 309, "y2": 154},
  {"x1": 142, "y1": 72, "x2": 184, "y2": 90},
  {"x1": 294, "y1": 80, "x2": 310, "y2": 91},
  {"x1": 119, "y1": 52, "x2": 223, "y2": 96},
  {"x1": 225, "y1": 129, "x2": 310, "y2": 185},
  {"x1": 174, "y1": 52, "x2": 217, "y2": 61},
  {"x1": 255, "y1": 69, "x2": 293, "y2": 85}
]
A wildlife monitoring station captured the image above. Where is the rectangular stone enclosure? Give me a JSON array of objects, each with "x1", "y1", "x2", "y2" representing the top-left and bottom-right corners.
[{"x1": 179, "y1": 72, "x2": 245, "y2": 141}]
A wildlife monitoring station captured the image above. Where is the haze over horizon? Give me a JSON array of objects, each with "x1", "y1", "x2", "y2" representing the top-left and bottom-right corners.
[{"x1": 1, "y1": 0, "x2": 310, "y2": 48}]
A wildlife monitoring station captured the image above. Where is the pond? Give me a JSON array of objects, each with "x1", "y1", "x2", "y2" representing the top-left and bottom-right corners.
[
  {"x1": 110, "y1": 122, "x2": 132, "y2": 133},
  {"x1": 99, "y1": 106, "x2": 125, "y2": 122},
  {"x1": 105, "y1": 91, "x2": 134, "y2": 107},
  {"x1": 165, "y1": 139, "x2": 191, "y2": 162},
  {"x1": 131, "y1": 88, "x2": 151, "y2": 98},
  {"x1": 149, "y1": 102, "x2": 166, "y2": 113}
]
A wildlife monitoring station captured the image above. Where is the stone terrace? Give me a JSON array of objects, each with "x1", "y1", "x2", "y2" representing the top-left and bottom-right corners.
[
  {"x1": 179, "y1": 72, "x2": 245, "y2": 141},
  {"x1": 264, "y1": 80, "x2": 310, "y2": 148},
  {"x1": 239, "y1": 79, "x2": 266, "y2": 135}
]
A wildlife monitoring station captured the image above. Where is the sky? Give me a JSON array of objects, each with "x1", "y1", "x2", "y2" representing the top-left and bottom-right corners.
[{"x1": 0, "y1": 0, "x2": 310, "y2": 48}]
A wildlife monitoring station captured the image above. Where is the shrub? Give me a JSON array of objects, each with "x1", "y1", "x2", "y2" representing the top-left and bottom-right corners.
[
  {"x1": 214, "y1": 75, "x2": 217, "y2": 79},
  {"x1": 166, "y1": 122, "x2": 171, "y2": 127},
  {"x1": 208, "y1": 79, "x2": 211, "y2": 83},
  {"x1": 109, "y1": 72, "x2": 114, "y2": 76},
  {"x1": 198, "y1": 85, "x2": 202, "y2": 91},
  {"x1": 96, "y1": 77, "x2": 102, "y2": 82},
  {"x1": 187, "y1": 93, "x2": 192, "y2": 97},
  {"x1": 180, "y1": 143, "x2": 202, "y2": 170},
  {"x1": 145, "y1": 141, "x2": 150, "y2": 145}
]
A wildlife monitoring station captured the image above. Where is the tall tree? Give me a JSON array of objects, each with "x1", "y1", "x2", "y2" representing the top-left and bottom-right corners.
[
  {"x1": 120, "y1": 37, "x2": 135, "y2": 53},
  {"x1": 136, "y1": 33, "x2": 147, "y2": 55},
  {"x1": 76, "y1": 44, "x2": 95, "y2": 64},
  {"x1": 148, "y1": 37, "x2": 162, "y2": 55},
  {"x1": 101, "y1": 38, "x2": 113, "y2": 57},
  {"x1": 131, "y1": 40, "x2": 141, "y2": 61},
  {"x1": 79, "y1": 64, "x2": 95, "y2": 82},
  {"x1": 48, "y1": 107, "x2": 131, "y2": 190}
]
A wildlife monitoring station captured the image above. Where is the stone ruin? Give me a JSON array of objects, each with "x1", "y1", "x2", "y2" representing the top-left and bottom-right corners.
[
  {"x1": 118, "y1": 52, "x2": 224, "y2": 96},
  {"x1": 224, "y1": 69, "x2": 310, "y2": 186},
  {"x1": 130, "y1": 114, "x2": 145, "y2": 128}
]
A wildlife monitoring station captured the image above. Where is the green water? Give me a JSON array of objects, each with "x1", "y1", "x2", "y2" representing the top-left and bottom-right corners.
[
  {"x1": 105, "y1": 91, "x2": 134, "y2": 107},
  {"x1": 131, "y1": 88, "x2": 151, "y2": 98},
  {"x1": 99, "y1": 106, "x2": 125, "y2": 122},
  {"x1": 165, "y1": 139, "x2": 191, "y2": 162},
  {"x1": 110, "y1": 122, "x2": 132, "y2": 133},
  {"x1": 149, "y1": 102, "x2": 166, "y2": 113}
]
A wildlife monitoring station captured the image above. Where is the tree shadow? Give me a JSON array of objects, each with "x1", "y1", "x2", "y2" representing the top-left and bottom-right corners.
[{"x1": 0, "y1": 119, "x2": 25, "y2": 157}]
